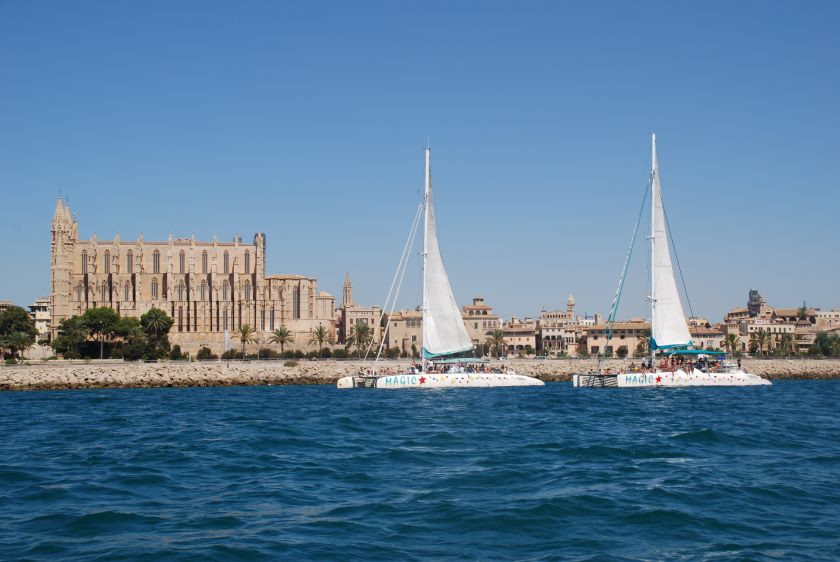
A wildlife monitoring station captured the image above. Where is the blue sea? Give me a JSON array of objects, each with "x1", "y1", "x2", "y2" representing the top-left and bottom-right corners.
[{"x1": 1, "y1": 380, "x2": 839, "y2": 560}]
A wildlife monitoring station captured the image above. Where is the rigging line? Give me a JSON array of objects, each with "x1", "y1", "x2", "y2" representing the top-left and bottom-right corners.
[
  {"x1": 661, "y1": 199, "x2": 695, "y2": 320},
  {"x1": 363, "y1": 198, "x2": 424, "y2": 364},
  {"x1": 598, "y1": 181, "x2": 650, "y2": 374}
]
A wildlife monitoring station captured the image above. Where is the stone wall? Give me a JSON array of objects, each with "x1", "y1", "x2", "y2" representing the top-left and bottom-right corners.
[{"x1": 2, "y1": 358, "x2": 840, "y2": 391}]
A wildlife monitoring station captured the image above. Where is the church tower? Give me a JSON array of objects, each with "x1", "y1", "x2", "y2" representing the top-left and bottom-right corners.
[
  {"x1": 566, "y1": 294, "x2": 575, "y2": 316},
  {"x1": 342, "y1": 272, "x2": 354, "y2": 307},
  {"x1": 51, "y1": 197, "x2": 77, "y2": 339}
]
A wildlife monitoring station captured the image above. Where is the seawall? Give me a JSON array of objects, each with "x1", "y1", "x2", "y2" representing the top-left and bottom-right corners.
[{"x1": 2, "y1": 358, "x2": 840, "y2": 391}]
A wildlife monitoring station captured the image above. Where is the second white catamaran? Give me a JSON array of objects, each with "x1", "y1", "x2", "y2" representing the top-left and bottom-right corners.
[
  {"x1": 338, "y1": 148, "x2": 543, "y2": 390},
  {"x1": 573, "y1": 135, "x2": 770, "y2": 388}
]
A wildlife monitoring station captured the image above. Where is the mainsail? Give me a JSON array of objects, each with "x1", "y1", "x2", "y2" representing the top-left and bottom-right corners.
[
  {"x1": 422, "y1": 148, "x2": 473, "y2": 357},
  {"x1": 649, "y1": 134, "x2": 692, "y2": 349}
]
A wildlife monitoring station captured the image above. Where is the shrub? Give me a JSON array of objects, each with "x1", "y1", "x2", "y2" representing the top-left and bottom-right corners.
[
  {"x1": 257, "y1": 348, "x2": 280, "y2": 359},
  {"x1": 616, "y1": 346, "x2": 629, "y2": 359},
  {"x1": 5, "y1": 358, "x2": 17, "y2": 365},
  {"x1": 384, "y1": 347, "x2": 400, "y2": 359},
  {"x1": 196, "y1": 346, "x2": 217, "y2": 360},
  {"x1": 283, "y1": 360, "x2": 299, "y2": 367},
  {"x1": 169, "y1": 345, "x2": 184, "y2": 360},
  {"x1": 332, "y1": 348, "x2": 349, "y2": 359},
  {"x1": 319, "y1": 347, "x2": 332, "y2": 358}
]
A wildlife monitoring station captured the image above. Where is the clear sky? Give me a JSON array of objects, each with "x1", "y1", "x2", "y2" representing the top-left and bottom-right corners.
[{"x1": 1, "y1": 0, "x2": 837, "y2": 321}]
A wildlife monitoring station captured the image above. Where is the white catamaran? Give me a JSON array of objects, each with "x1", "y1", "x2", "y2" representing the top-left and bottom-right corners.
[
  {"x1": 573, "y1": 134, "x2": 770, "y2": 388},
  {"x1": 338, "y1": 148, "x2": 544, "y2": 390}
]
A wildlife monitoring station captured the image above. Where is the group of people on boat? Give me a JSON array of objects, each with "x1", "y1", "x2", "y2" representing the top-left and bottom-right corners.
[
  {"x1": 357, "y1": 362, "x2": 514, "y2": 377},
  {"x1": 610, "y1": 355, "x2": 730, "y2": 375}
]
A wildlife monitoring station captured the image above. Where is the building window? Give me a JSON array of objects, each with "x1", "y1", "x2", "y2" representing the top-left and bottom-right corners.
[
  {"x1": 270, "y1": 307, "x2": 275, "y2": 331},
  {"x1": 222, "y1": 280, "x2": 229, "y2": 301},
  {"x1": 244, "y1": 282, "x2": 251, "y2": 301},
  {"x1": 127, "y1": 250, "x2": 133, "y2": 274},
  {"x1": 177, "y1": 281, "x2": 185, "y2": 301},
  {"x1": 104, "y1": 251, "x2": 110, "y2": 274},
  {"x1": 179, "y1": 250, "x2": 185, "y2": 274},
  {"x1": 202, "y1": 251, "x2": 208, "y2": 273},
  {"x1": 151, "y1": 278, "x2": 159, "y2": 299},
  {"x1": 153, "y1": 250, "x2": 160, "y2": 274},
  {"x1": 81, "y1": 251, "x2": 88, "y2": 275},
  {"x1": 244, "y1": 251, "x2": 250, "y2": 274},
  {"x1": 223, "y1": 251, "x2": 229, "y2": 273},
  {"x1": 293, "y1": 286, "x2": 300, "y2": 319},
  {"x1": 223, "y1": 307, "x2": 229, "y2": 330},
  {"x1": 178, "y1": 306, "x2": 183, "y2": 332},
  {"x1": 75, "y1": 284, "x2": 82, "y2": 301},
  {"x1": 260, "y1": 308, "x2": 265, "y2": 331},
  {"x1": 100, "y1": 282, "x2": 107, "y2": 302},
  {"x1": 124, "y1": 282, "x2": 130, "y2": 301},
  {"x1": 200, "y1": 280, "x2": 207, "y2": 301}
]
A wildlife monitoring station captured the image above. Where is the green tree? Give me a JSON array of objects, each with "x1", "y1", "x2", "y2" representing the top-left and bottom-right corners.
[
  {"x1": 777, "y1": 333, "x2": 795, "y2": 356},
  {"x1": 0, "y1": 306, "x2": 37, "y2": 341},
  {"x1": 616, "y1": 346, "x2": 629, "y2": 359},
  {"x1": 634, "y1": 330, "x2": 651, "y2": 358},
  {"x1": 269, "y1": 326, "x2": 295, "y2": 354},
  {"x1": 238, "y1": 324, "x2": 258, "y2": 357},
  {"x1": 798, "y1": 303, "x2": 809, "y2": 321},
  {"x1": 2, "y1": 331, "x2": 35, "y2": 360},
  {"x1": 485, "y1": 329, "x2": 506, "y2": 358},
  {"x1": 347, "y1": 322, "x2": 373, "y2": 358},
  {"x1": 82, "y1": 307, "x2": 119, "y2": 359},
  {"x1": 755, "y1": 329, "x2": 769, "y2": 356},
  {"x1": 723, "y1": 333, "x2": 741, "y2": 355},
  {"x1": 140, "y1": 308, "x2": 174, "y2": 359},
  {"x1": 307, "y1": 324, "x2": 332, "y2": 356},
  {"x1": 52, "y1": 316, "x2": 89, "y2": 358}
]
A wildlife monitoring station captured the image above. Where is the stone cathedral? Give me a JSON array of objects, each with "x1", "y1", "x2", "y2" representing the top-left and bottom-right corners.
[{"x1": 50, "y1": 198, "x2": 336, "y2": 355}]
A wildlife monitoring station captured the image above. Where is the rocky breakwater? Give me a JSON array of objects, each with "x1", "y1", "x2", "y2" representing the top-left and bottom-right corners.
[{"x1": 2, "y1": 358, "x2": 840, "y2": 391}]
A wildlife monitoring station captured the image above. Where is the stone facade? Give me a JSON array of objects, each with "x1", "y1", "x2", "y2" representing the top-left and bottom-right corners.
[{"x1": 50, "y1": 198, "x2": 336, "y2": 355}]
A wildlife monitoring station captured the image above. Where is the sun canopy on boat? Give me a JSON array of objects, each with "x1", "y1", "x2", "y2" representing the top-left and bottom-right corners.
[
  {"x1": 662, "y1": 349, "x2": 726, "y2": 356},
  {"x1": 427, "y1": 357, "x2": 488, "y2": 364}
]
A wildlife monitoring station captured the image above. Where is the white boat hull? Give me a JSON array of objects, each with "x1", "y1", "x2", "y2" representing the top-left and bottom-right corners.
[
  {"x1": 337, "y1": 372, "x2": 545, "y2": 389},
  {"x1": 573, "y1": 368, "x2": 771, "y2": 388}
]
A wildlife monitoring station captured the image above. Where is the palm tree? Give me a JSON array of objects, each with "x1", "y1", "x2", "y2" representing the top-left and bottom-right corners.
[
  {"x1": 754, "y1": 329, "x2": 769, "y2": 356},
  {"x1": 3, "y1": 331, "x2": 35, "y2": 361},
  {"x1": 634, "y1": 329, "x2": 651, "y2": 358},
  {"x1": 347, "y1": 323, "x2": 373, "y2": 358},
  {"x1": 485, "y1": 329, "x2": 506, "y2": 358},
  {"x1": 238, "y1": 324, "x2": 258, "y2": 358},
  {"x1": 141, "y1": 307, "x2": 173, "y2": 338},
  {"x1": 308, "y1": 324, "x2": 332, "y2": 356},
  {"x1": 724, "y1": 333, "x2": 741, "y2": 355},
  {"x1": 58, "y1": 316, "x2": 90, "y2": 356},
  {"x1": 778, "y1": 333, "x2": 795, "y2": 356},
  {"x1": 269, "y1": 326, "x2": 295, "y2": 354}
]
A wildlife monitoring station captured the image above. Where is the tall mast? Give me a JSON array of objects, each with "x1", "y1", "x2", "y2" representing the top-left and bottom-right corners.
[
  {"x1": 650, "y1": 132, "x2": 657, "y2": 368},
  {"x1": 422, "y1": 146, "x2": 431, "y2": 373}
]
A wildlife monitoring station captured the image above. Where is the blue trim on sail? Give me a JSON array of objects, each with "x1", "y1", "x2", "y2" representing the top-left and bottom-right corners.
[
  {"x1": 650, "y1": 338, "x2": 693, "y2": 350},
  {"x1": 422, "y1": 346, "x2": 473, "y2": 359}
]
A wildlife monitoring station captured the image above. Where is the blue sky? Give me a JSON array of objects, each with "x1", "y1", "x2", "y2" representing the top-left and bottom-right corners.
[{"x1": 1, "y1": 0, "x2": 837, "y2": 321}]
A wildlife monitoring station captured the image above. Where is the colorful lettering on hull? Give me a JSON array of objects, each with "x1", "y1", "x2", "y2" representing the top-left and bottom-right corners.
[{"x1": 382, "y1": 375, "x2": 419, "y2": 387}]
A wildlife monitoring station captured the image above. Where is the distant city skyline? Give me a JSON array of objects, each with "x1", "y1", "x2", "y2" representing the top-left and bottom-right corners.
[{"x1": 1, "y1": 1, "x2": 837, "y2": 321}]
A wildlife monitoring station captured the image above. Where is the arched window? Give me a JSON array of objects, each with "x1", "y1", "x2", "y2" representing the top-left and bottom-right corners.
[
  {"x1": 223, "y1": 307, "x2": 229, "y2": 330},
  {"x1": 223, "y1": 251, "x2": 229, "y2": 273},
  {"x1": 270, "y1": 306, "x2": 275, "y2": 331},
  {"x1": 177, "y1": 281, "x2": 185, "y2": 301},
  {"x1": 151, "y1": 278, "x2": 159, "y2": 299},
  {"x1": 178, "y1": 306, "x2": 183, "y2": 332},
  {"x1": 100, "y1": 282, "x2": 107, "y2": 302},
  {"x1": 200, "y1": 280, "x2": 207, "y2": 301},
  {"x1": 153, "y1": 250, "x2": 160, "y2": 274},
  {"x1": 179, "y1": 250, "x2": 185, "y2": 273},
  {"x1": 104, "y1": 251, "x2": 110, "y2": 274},
  {"x1": 293, "y1": 286, "x2": 301, "y2": 319},
  {"x1": 124, "y1": 282, "x2": 130, "y2": 301},
  {"x1": 127, "y1": 250, "x2": 133, "y2": 274},
  {"x1": 81, "y1": 251, "x2": 88, "y2": 275},
  {"x1": 222, "y1": 280, "x2": 229, "y2": 301},
  {"x1": 75, "y1": 284, "x2": 82, "y2": 301},
  {"x1": 244, "y1": 282, "x2": 251, "y2": 301},
  {"x1": 202, "y1": 251, "x2": 208, "y2": 273},
  {"x1": 244, "y1": 250, "x2": 250, "y2": 274},
  {"x1": 260, "y1": 307, "x2": 265, "y2": 331}
]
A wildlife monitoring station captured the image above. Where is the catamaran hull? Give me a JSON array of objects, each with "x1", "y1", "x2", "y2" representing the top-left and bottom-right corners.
[
  {"x1": 572, "y1": 369, "x2": 771, "y2": 388},
  {"x1": 337, "y1": 372, "x2": 545, "y2": 389}
]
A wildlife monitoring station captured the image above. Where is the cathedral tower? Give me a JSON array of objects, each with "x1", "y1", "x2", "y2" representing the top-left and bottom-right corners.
[{"x1": 50, "y1": 196, "x2": 77, "y2": 339}]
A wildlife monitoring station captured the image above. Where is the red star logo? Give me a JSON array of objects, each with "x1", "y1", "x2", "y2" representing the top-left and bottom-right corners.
[
  {"x1": 656, "y1": 375, "x2": 662, "y2": 383},
  {"x1": 419, "y1": 376, "x2": 426, "y2": 384}
]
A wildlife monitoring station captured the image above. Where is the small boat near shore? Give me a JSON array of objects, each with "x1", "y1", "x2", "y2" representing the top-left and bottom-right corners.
[
  {"x1": 574, "y1": 134, "x2": 770, "y2": 389},
  {"x1": 338, "y1": 148, "x2": 543, "y2": 390}
]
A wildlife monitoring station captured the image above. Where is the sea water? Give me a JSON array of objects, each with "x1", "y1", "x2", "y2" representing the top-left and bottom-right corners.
[{"x1": 1, "y1": 380, "x2": 838, "y2": 560}]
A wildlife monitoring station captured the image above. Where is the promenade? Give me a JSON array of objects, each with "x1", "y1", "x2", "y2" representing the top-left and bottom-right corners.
[{"x1": 2, "y1": 359, "x2": 840, "y2": 391}]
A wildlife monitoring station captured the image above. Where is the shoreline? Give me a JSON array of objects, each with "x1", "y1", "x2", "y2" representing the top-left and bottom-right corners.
[{"x1": 2, "y1": 358, "x2": 840, "y2": 391}]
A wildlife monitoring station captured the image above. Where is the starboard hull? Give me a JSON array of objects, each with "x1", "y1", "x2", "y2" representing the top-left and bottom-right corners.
[
  {"x1": 572, "y1": 369, "x2": 771, "y2": 388},
  {"x1": 337, "y1": 372, "x2": 545, "y2": 389}
]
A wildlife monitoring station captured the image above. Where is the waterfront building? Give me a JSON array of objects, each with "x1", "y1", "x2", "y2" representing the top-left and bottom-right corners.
[
  {"x1": 49, "y1": 198, "x2": 336, "y2": 355},
  {"x1": 584, "y1": 319, "x2": 649, "y2": 357},
  {"x1": 689, "y1": 325, "x2": 725, "y2": 350},
  {"x1": 503, "y1": 317, "x2": 538, "y2": 355},
  {"x1": 382, "y1": 308, "x2": 423, "y2": 355},
  {"x1": 537, "y1": 295, "x2": 586, "y2": 356},
  {"x1": 28, "y1": 297, "x2": 51, "y2": 342},
  {"x1": 461, "y1": 297, "x2": 502, "y2": 346},
  {"x1": 337, "y1": 273, "x2": 382, "y2": 346}
]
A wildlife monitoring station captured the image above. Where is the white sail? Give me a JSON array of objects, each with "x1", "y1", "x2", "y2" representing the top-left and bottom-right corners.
[
  {"x1": 422, "y1": 148, "x2": 473, "y2": 357},
  {"x1": 650, "y1": 134, "x2": 692, "y2": 349}
]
